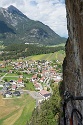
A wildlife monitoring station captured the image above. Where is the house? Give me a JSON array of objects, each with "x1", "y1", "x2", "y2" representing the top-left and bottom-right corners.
[
  {"x1": 17, "y1": 83, "x2": 24, "y2": 88},
  {"x1": 0, "y1": 84, "x2": 3, "y2": 88},
  {"x1": 12, "y1": 82, "x2": 17, "y2": 90},
  {"x1": 40, "y1": 77, "x2": 45, "y2": 83},
  {"x1": 19, "y1": 75, "x2": 23, "y2": 78},
  {"x1": 17, "y1": 78, "x2": 23, "y2": 84},
  {"x1": 13, "y1": 91, "x2": 21, "y2": 96},
  {"x1": 41, "y1": 70, "x2": 46, "y2": 77},
  {"x1": 12, "y1": 84, "x2": 17, "y2": 91},
  {"x1": 50, "y1": 69, "x2": 56, "y2": 76},
  {"x1": 31, "y1": 74, "x2": 37, "y2": 82},
  {"x1": 3, "y1": 85, "x2": 7, "y2": 91},
  {"x1": 34, "y1": 83, "x2": 41, "y2": 91},
  {"x1": 5, "y1": 82, "x2": 11, "y2": 88},
  {"x1": 1, "y1": 65, "x2": 5, "y2": 68},
  {"x1": 4, "y1": 91, "x2": 12, "y2": 98},
  {"x1": 17, "y1": 78, "x2": 24, "y2": 88},
  {"x1": 9, "y1": 70, "x2": 13, "y2": 73},
  {"x1": 39, "y1": 90, "x2": 51, "y2": 100},
  {"x1": 53, "y1": 75, "x2": 62, "y2": 83}
]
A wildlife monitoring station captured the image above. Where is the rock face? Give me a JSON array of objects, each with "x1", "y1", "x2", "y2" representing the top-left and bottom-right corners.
[{"x1": 63, "y1": 0, "x2": 83, "y2": 124}]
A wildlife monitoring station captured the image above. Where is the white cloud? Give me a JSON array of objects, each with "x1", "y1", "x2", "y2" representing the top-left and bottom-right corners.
[{"x1": 0, "y1": 0, "x2": 68, "y2": 38}]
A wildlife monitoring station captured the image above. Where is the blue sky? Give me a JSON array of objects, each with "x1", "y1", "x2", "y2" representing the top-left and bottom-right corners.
[{"x1": 0, "y1": 0, "x2": 68, "y2": 38}]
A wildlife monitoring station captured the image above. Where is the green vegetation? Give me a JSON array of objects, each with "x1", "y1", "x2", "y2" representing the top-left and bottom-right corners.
[
  {"x1": 0, "y1": 87, "x2": 3, "y2": 90},
  {"x1": 0, "y1": 44, "x2": 65, "y2": 60},
  {"x1": 25, "y1": 51, "x2": 65, "y2": 62},
  {"x1": 25, "y1": 81, "x2": 35, "y2": 91},
  {"x1": 6, "y1": 73, "x2": 18, "y2": 76},
  {"x1": 0, "y1": 41, "x2": 65, "y2": 125},
  {"x1": 0, "y1": 73, "x2": 6, "y2": 77},
  {"x1": 3, "y1": 76, "x2": 18, "y2": 81},
  {"x1": 0, "y1": 6, "x2": 66, "y2": 46},
  {"x1": 0, "y1": 94, "x2": 35, "y2": 125},
  {"x1": 23, "y1": 73, "x2": 33, "y2": 79},
  {"x1": 29, "y1": 84, "x2": 61, "y2": 125},
  {"x1": 0, "y1": 45, "x2": 4, "y2": 50},
  {"x1": 0, "y1": 66, "x2": 13, "y2": 71},
  {"x1": 2, "y1": 72, "x2": 19, "y2": 81}
]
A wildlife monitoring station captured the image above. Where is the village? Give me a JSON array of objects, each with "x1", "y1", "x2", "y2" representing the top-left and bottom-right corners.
[{"x1": 0, "y1": 59, "x2": 62, "y2": 105}]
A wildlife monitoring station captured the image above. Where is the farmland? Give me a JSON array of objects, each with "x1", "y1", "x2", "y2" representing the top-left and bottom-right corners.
[
  {"x1": 25, "y1": 50, "x2": 65, "y2": 62},
  {"x1": 0, "y1": 94, "x2": 35, "y2": 125}
]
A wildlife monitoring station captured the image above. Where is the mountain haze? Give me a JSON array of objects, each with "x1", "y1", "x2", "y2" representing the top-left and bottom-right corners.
[{"x1": 0, "y1": 5, "x2": 66, "y2": 46}]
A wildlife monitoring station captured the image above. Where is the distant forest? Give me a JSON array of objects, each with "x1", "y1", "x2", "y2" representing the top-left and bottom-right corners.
[{"x1": 0, "y1": 44, "x2": 65, "y2": 60}]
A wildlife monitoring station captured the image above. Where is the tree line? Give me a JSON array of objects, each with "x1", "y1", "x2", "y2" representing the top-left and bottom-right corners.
[{"x1": 0, "y1": 44, "x2": 65, "y2": 60}]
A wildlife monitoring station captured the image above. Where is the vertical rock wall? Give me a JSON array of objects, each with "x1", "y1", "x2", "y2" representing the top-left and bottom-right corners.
[
  {"x1": 63, "y1": 0, "x2": 83, "y2": 124},
  {"x1": 64, "y1": 0, "x2": 83, "y2": 97}
]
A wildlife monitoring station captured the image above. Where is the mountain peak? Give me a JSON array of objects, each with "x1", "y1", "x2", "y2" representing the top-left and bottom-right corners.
[
  {"x1": 7, "y1": 5, "x2": 27, "y2": 18},
  {"x1": 0, "y1": 5, "x2": 66, "y2": 45},
  {"x1": 7, "y1": 5, "x2": 21, "y2": 13},
  {"x1": 7, "y1": 5, "x2": 18, "y2": 10}
]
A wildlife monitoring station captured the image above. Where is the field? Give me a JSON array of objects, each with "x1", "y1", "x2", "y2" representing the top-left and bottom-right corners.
[
  {"x1": 25, "y1": 50, "x2": 65, "y2": 62},
  {"x1": 2, "y1": 73, "x2": 19, "y2": 81},
  {"x1": 25, "y1": 82, "x2": 35, "y2": 91},
  {"x1": 0, "y1": 94, "x2": 35, "y2": 125}
]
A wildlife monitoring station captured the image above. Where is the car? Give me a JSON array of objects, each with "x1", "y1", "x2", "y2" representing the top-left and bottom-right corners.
[{"x1": 13, "y1": 91, "x2": 21, "y2": 96}]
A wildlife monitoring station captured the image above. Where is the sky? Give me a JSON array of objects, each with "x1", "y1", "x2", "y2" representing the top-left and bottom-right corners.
[{"x1": 0, "y1": 0, "x2": 68, "y2": 38}]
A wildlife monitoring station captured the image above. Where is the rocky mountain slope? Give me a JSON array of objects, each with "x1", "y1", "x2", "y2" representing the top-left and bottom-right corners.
[{"x1": 0, "y1": 5, "x2": 66, "y2": 46}]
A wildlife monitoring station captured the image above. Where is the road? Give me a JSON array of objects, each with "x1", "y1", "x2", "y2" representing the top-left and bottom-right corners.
[
  {"x1": 28, "y1": 91, "x2": 44, "y2": 99},
  {"x1": 0, "y1": 73, "x2": 8, "y2": 82},
  {"x1": 22, "y1": 90, "x2": 44, "y2": 107},
  {"x1": 45, "y1": 78, "x2": 53, "y2": 94}
]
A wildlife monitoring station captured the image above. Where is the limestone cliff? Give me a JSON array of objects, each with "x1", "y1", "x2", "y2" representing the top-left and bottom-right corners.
[
  {"x1": 64, "y1": 0, "x2": 83, "y2": 98},
  {"x1": 63, "y1": 0, "x2": 83, "y2": 124}
]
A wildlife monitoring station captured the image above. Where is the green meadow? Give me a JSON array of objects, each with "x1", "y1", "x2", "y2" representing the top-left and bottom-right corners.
[
  {"x1": 25, "y1": 50, "x2": 65, "y2": 62},
  {"x1": 0, "y1": 94, "x2": 35, "y2": 125}
]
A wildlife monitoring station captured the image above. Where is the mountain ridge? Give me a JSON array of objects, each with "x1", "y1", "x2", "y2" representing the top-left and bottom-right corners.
[
  {"x1": 0, "y1": 5, "x2": 66, "y2": 46},
  {"x1": 7, "y1": 5, "x2": 28, "y2": 19}
]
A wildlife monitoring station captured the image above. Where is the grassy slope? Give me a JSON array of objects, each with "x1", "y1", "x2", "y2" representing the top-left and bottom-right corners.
[
  {"x1": 25, "y1": 50, "x2": 65, "y2": 62},
  {"x1": 0, "y1": 94, "x2": 35, "y2": 125}
]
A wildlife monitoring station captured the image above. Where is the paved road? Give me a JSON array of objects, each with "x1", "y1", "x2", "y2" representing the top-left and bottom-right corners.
[
  {"x1": 28, "y1": 91, "x2": 44, "y2": 100},
  {"x1": 0, "y1": 73, "x2": 8, "y2": 81},
  {"x1": 45, "y1": 78, "x2": 53, "y2": 94},
  {"x1": 28, "y1": 91, "x2": 44, "y2": 107},
  {"x1": 23, "y1": 90, "x2": 44, "y2": 107},
  {"x1": 20, "y1": 90, "x2": 44, "y2": 100}
]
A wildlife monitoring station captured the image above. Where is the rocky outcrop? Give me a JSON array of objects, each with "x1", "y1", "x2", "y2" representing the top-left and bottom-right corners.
[{"x1": 63, "y1": 0, "x2": 83, "y2": 124}]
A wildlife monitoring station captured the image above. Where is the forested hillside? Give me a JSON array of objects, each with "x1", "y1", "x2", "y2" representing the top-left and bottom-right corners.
[
  {"x1": 0, "y1": 44, "x2": 65, "y2": 60},
  {"x1": 27, "y1": 84, "x2": 61, "y2": 125},
  {"x1": 0, "y1": 5, "x2": 66, "y2": 46}
]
